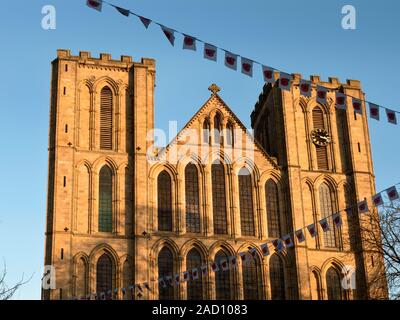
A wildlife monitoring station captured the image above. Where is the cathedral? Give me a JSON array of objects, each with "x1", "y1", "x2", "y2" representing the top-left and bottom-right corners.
[{"x1": 43, "y1": 49, "x2": 387, "y2": 300}]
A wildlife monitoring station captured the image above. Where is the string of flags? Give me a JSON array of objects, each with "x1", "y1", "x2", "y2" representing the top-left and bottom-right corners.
[
  {"x1": 70, "y1": 181, "x2": 399, "y2": 300},
  {"x1": 85, "y1": 0, "x2": 399, "y2": 126}
]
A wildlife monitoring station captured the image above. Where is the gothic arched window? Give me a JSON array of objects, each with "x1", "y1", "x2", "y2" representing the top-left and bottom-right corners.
[
  {"x1": 158, "y1": 247, "x2": 174, "y2": 300},
  {"x1": 269, "y1": 254, "x2": 285, "y2": 300},
  {"x1": 265, "y1": 179, "x2": 281, "y2": 238},
  {"x1": 99, "y1": 165, "x2": 113, "y2": 232},
  {"x1": 203, "y1": 119, "x2": 210, "y2": 144},
  {"x1": 212, "y1": 163, "x2": 228, "y2": 234},
  {"x1": 158, "y1": 171, "x2": 172, "y2": 232},
  {"x1": 326, "y1": 267, "x2": 344, "y2": 300},
  {"x1": 185, "y1": 164, "x2": 200, "y2": 233},
  {"x1": 319, "y1": 183, "x2": 339, "y2": 248},
  {"x1": 311, "y1": 270, "x2": 322, "y2": 300},
  {"x1": 239, "y1": 168, "x2": 255, "y2": 236},
  {"x1": 312, "y1": 107, "x2": 328, "y2": 170},
  {"x1": 226, "y1": 122, "x2": 234, "y2": 146},
  {"x1": 96, "y1": 253, "x2": 113, "y2": 295},
  {"x1": 242, "y1": 253, "x2": 261, "y2": 300},
  {"x1": 100, "y1": 86, "x2": 113, "y2": 150},
  {"x1": 214, "y1": 113, "x2": 222, "y2": 144},
  {"x1": 186, "y1": 248, "x2": 203, "y2": 300},
  {"x1": 215, "y1": 250, "x2": 232, "y2": 300}
]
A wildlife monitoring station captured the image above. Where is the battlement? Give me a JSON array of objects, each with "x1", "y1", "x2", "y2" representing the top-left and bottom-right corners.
[
  {"x1": 56, "y1": 49, "x2": 156, "y2": 68},
  {"x1": 251, "y1": 72, "x2": 362, "y2": 126}
]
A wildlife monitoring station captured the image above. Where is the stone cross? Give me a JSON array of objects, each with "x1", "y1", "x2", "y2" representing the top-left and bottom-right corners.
[{"x1": 208, "y1": 83, "x2": 221, "y2": 95}]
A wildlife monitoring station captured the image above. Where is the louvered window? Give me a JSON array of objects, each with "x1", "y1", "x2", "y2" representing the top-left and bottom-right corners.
[
  {"x1": 100, "y1": 87, "x2": 113, "y2": 150},
  {"x1": 312, "y1": 107, "x2": 328, "y2": 170}
]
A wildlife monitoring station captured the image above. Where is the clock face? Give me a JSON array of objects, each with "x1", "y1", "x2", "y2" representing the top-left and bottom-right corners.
[{"x1": 311, "y1": 129, "x2": 331, "y2": 146}]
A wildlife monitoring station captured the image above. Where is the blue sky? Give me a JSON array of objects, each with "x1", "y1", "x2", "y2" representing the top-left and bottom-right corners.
[{"x1": 0, "y1": 0, "x2": 399, "y2": 299}]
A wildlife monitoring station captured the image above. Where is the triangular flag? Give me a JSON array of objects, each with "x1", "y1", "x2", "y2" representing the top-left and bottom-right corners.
[
  {"x1": 139, "y1": 16, "x2": 151, "y2": 29},
  {"x1": 86, "y1": 0, "x2": 102, "y2": 12},
  {"x1": 307, "y1": 223, "x2": 318, "y2": 237},
  {"x1": 352, "y1": 97, "x2": 363, "y2": 114},
  {"x1": 201, "y1": 264, "x2": 208, "y2": 275},
  {"x1": 335, "y1": 92, "x2": 347, "y2": 110},
  {"x1": 204, "y1": 43, "x2": 217, "y2": 61},
  {"x1": 295, "y1": 229, "x2": 305, "y2": 243},
  {"x1": 249, "y1": 248, "x2": 257, "y2": 258},
  {"x1": 211, "y1": 262, "x2": 219, "y2": 272},
  {"x1": 260, "y1": 243, "x2": 270, "y2": 256},
  {"x1": 183, "y1": 271, "x2": 189, "y2": 282},
  {"x1": 282, "y1": 234, "x2": 294, "y2": 248},
  {"x1": 279, "y1": 73, "x2": 292, "y2": 91},
  {"x1": 160, "y1": 26, "x2": 175, "y2": 46},
  {"x1": 332, "y1": 212, "x2": 342, "y2": 227},
  {"x1": 183, "y1": 35, "x2": 196, "y2": 51},
  {"x1": 121, "y1": 288, "x2": 126, "y2": 296},
  {"x1": 230, "y1": 256, "x2": 238, "y2": 268},
  {"x1": 174, "y1": 274, "x2": 181, "y2": 285},
  {"x1": 369, "y1": 103, "x2": 380, "y2": 120},
  {"x1": 272, "y1": 239, "x2": 284, "y2": 252},
  {"x1": 115, "y1": 6, "x2": 130, "y2": 17},
  {"x1": 165, "y1": 276, "x2": 173, "y2": 286},
  {"x1": 262, "y1": 66, "x2": 275, "y2": 84},
  {"x1": 192, "y1": 268, "x2": 199, "y2": 280},
  {"x1": 299, "y1": 80, "x2": 312, "y2": 97},
  {"x1": 136, "y1": 284, "x2": 143, "y2": 292},
  {"x1": 386, "y1": 186, "x2": 399, "y2": 201},
  {"x1": 224, "y1": 51, "x2": 238, "y2": 70},
  {"x1": 241, "y1": 57, "x2": 253, "y2": 77},
  {"x1": 239, "y1": 252, "x2": 247, "y2": 262},
  {"x1": 319, "y1": 218, "x2": 330, "y2": 232},
  {"x1": 386, "y1": 109, "x2": 397, "y2": 125},
  {"x1": 358, "y1": 200, "x2": 369, "y2": 213},
  {"x1": 220, "y1": 259, "x2": 229, "y2": 271},
  {"x1": 372, "y1": 193, "x2": 384, "y2": 207},
  {"x1": 316, "y1": 86, "x2": 329, "y2": 105},
  {"x1": 143, "y1": 282, "x2": 150, "y2": 291}
]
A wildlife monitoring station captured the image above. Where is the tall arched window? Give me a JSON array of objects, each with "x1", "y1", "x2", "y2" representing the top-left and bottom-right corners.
[
  {"x1": 326, "y1": 267, "x2": 344, "y2": 300},
  {"x1": 265, "y1": 179, "x2": 281, "y2": 238},
  {"x1": 99, "y1": 165, "x2": 113, "y2": 232},
  {"x1": 319, "y1": 183, "x2": 339, "y2": 248},
  {"x1": 214, "y1": 113, "x2": 222, "y2": 144},
  {"x1": 212, "y1": 163, "x2": 227, "y2": 235},
  {"x1": 242, "y1": 253, "x2": 261, "y2": 300},
  {"x1": 215, "y1": 250, "x2": 232, "y2": 300},
  {"x1": 158, "y1": 171, "x2": 172, "y2": 231},
  {"x1": 239, "y1": 168, "x2": 255, "y2": 236},
  {"x1": 186, "y1": 248, "x2": 203, "y2": 300},
  {"x1": 226, "y1": 122, "x2": 234, "y2": 146},
  {"x1": 185, "y1": 164, "x2": 200, "y2": 233},
  {"x1": 96, "y1": 253, "x2": 113, "y2": 295},
  {"x1": 203, "y1": 119, "x2": 210, "y2": 144},
  {"x1": 312, "y1": 107, "x2": 328, "y2": 170},
  {"x1": 75, "y1": 257, "x2": 87, "y2": 298},
  {"x1": 158, "y1": 247, "x2": 174, "y2": 300},
  {"x1": 269, "y1": 254, "x2": 285, "y2": 300},
  {"x1": 100, "y1": 86, "x2": 113, "y2": 150}
]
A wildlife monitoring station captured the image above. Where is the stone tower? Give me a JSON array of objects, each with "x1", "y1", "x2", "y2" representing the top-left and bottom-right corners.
[
  {"x1": 43, "y1": 49, "x2": 155, "y2": 299},
  {"x1": 251, "y1": 74, "x2": 387, "y2": 299}
]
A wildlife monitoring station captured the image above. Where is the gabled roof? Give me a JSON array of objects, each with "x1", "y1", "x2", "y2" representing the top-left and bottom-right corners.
[{"x1": 158, "y1": 91, "x2": 279, "y2": 169}]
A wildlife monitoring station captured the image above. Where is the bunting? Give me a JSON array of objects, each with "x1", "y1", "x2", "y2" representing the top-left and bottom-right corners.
[{"x1": 85, "y1": 0, "x2": 400, "y2": 127}]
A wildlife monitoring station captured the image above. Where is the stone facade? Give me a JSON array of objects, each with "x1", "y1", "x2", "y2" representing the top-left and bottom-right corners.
[{"x1": 43, "y1": 50, "x2": 387, "y2": 300}]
